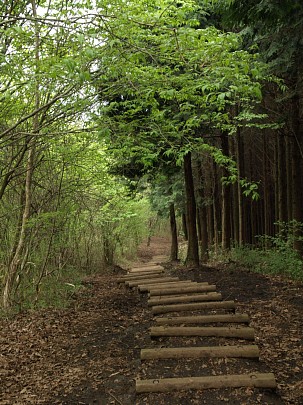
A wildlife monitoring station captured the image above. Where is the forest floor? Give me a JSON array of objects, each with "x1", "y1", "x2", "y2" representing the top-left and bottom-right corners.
[{"x1": 1, "y1": 236, "x2": 303, "y2": 405}]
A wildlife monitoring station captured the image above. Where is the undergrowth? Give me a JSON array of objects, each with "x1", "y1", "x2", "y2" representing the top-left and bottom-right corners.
[
  {"x1": 13, "y1": 266, "x2": 88, "y2": 312},
  {"x1": 226, "y1": 245, "x2": 303, "y2": 280}
]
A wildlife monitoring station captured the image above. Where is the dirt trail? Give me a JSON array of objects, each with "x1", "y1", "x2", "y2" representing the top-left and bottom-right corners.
[{"x1": 0, "y1": 236, "x2": 302, "y2": 404}]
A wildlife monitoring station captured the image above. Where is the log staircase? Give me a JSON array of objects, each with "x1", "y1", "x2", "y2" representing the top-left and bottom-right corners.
[{"x1": 117, "y1": 257, "x2": 277, "y2": 396}]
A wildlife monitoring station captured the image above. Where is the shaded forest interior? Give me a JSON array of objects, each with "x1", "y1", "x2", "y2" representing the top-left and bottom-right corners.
[{"x1": 0, "y1": 0, "x2": 303, "y2": 311}]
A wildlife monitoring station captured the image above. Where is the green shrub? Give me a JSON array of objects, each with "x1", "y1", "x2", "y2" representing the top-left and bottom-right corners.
[
  {"x1": 230, "y1": 245, "x2": 303, "y2": 279},
  {"x1": 208, "y1": 222, "x2": 303, "y2": 280},
  {"x1": 14, "y1": 266, "x2": 86, "y2": 311}
]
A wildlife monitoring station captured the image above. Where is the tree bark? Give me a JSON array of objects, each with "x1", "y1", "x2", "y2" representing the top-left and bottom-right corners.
[
  {"x1": 291, "y1": 92, "x2": 303, "y2": 255},
  {"x1": 277, "y1": 131, "x2": 288, "y2": 229},
  {"x1": 221, "y1": 132, "x2": 231, "y2": 250},
  {"x1": 262, "y1": 132, "x2": 271, "y2": 246},
  {"x1": 181, "y1": 211, "x2": 188, "y2": 240},
  {"x1": 198, "y1": 207, "x2": 208, "y2": 261},
  {"x1": 2, "y1": 0, "x2": 39, "y2": 309},
  {"x1": 3, "y1": 144, "x2": 35, "y2": 309},
  {"x1": 183, "y1": 152, "x2": 199, "y2": 266},
  {"x1": 169, "y1": 203, "x2": 178, "y2": 261},
  {"x1": 212, "y1": 161, "x2": 221, "y2": 253},
  {"x1": 236, "y1": 127, "x2": 245, "y2": 245}
]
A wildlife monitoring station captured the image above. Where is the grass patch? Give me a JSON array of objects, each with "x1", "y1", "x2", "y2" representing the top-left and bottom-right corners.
[
  {"x1": 211, "y1": 244, "x2": 303, "y2": 281},
  {"x1": 13, "y1": 266, "x2": 90, "y2": 312}
]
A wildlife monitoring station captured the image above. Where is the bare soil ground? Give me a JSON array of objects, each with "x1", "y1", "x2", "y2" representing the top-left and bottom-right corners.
[{"x1": 0, "y1": 236, "x2": 302, "y2": 404}]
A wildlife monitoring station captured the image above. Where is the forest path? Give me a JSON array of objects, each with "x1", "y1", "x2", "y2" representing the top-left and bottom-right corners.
[
  {"x1": 120, "y1": 248, "x2": 278, "y2": 403},
  {"x1": 0, "y1": 237, "x2": 302, "y2": 404}
]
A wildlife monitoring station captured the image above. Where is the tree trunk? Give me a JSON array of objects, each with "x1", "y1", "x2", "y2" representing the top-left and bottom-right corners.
[
  {"x1": 212, "y1": 162, "x2": 221, "y2": 253},
  {"x1": 3, "y1": 145, "x2": 34, "y2": 308},
  {"x1": 194, "y1": 159, "x2": 208, "y2": 262},
  {"x1": 103, "y1": 228, "x2": 114, "y2": 266},
  {"x1": 221, "y1": 132, "x2": 231, "y2": 250},
  {"x1": 285, "y1": 134, "x2": 293, "y2": 222},
  {"x1": 207, "y1": 204, "x2": 214, "y2": 248},
  {"x1": 291, "y1": 93, "x2": 303, "y2": 255},
  {"x1": 277, "y1": 131, "x2": 288, "y2": 229},
  {"x1": 237, "y1": 127, "x2": 245, "y2": 245},
  {"x1": 262, "y1": 133, "x2": 271, "y2": 246},
  {"x1": 274, "y1": 138, "x2": 279, "y2": 236},
  {"x1": 169, "y1": 203, "x2": 178, "y2": 261},
  {"x1": 198, "y1": 207, "x2": 208, "y2": 261},
  {"x1": 181, "y1": 211, "x2": 188, "y2": 241},
  {"x1": 183, "y1": 152, "x2": 199, "y2": 267},
  {"x1": 3, "y1": 0, "x2": 39, "y2": 309}
]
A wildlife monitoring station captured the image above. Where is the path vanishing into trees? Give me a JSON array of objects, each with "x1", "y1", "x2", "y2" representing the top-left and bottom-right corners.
[{"x1": 0, "y1": 236, "x2": 302, "y2": 404}]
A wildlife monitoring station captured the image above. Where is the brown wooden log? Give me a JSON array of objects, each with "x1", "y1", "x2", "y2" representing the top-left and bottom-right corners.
[
  {"x1": 147, "y1": 284, "x2": 209, "y2": 296},
  {"x1": 150, "y1": 326, "x2": 255, "y2": 339},
  {"x1": 152, "y1": 301, "x2": 236, "y2": 315},
  {"x1": 126, "y1": 269, "x2": 164, "y2": 276},
  {"x1": 155, "y1": 313, "x2": 250, "y2": 325},
  {"x1": 140, "y1": 345, "x2": 259, "y2": 360},
  {"x1": 149, "y1": 284, "x2": 216, "y2": 296},
  {"x1": 148, "y1": 292, "x2": 222, "y2": 306},
  {"x1": 128, "y1": 277, "x2": 178, "y2": 287},
  {"x1": 140, "y1": 282, "x2": 198, "y2": 292},
  {"x1": 117, "y1": 273, "x2": 164, "y2": 283},
  {"x1": 131, "y1": 262, "x2": 164, "y2": 266},
  {"x1": 129, "y1": 265, "x2": 164, "y2": 272},
  {"x1": 135, "y1": 373, "x2": 277, "y2": 393}
]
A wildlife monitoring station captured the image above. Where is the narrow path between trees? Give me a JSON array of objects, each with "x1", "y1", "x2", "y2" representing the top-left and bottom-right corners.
[
  {"x1": 1, "y1": 237, "x2": 302, "y2": 404},
  {"x1": 118, "y1": 256, "x2": 279, "y2": 402}
]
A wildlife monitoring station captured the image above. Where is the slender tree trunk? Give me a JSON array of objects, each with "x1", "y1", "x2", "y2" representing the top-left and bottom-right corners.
[
  {"x1": 237, "y1": 127, "x2": 245, "y2": 245},
  {"x1": 285, "y1": 134, "x2": 293, "y2": 222},
  {"x1": 183, "y1": 152, "x2": 199, "y2": 267},
  {"x1": 182, "y1": 211, "x2": 188, "y2": 241},
  {"x1": 263, "y1": 133, "x2": 270, "y2": 247},
  {"x1": 278, "y1": 131, "x2": 288, "y2": 230},
  {"x1": 3, "y1": 145, "x2": 35, "y2": 308},
  {"x1": 198, "y1": 206, "x2": 209, "y2": 262},
  {"x1": 194, "y1": 159, "x2": 209, "y2": 262},
  {"x1": 274, "y1": 138, "x2": 279, "y2": 236},
  {"x1": 3, "y1": 0, "x2": 39, "y2": 309},
  {"x1": 231, "y1": 137, "x2": 239, "y2": 244},
  {"x1": 169, "y1": 203, "x2": 178, "y2": 261},
  {"x1": 221, "y1": 132, "x2": 231, "y2": 250},
  {"x1": 207, "y1": 204, "x2": 214, "y2": 248},
  {"x1": 291, "y1": 92, "x2": 303, "y2": 255},
  {"x1": 212, "y1": 162, "x2": 221, "y2": 253}
]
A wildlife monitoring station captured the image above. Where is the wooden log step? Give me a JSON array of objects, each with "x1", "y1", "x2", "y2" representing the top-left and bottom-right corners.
[
  {"x1": 150, "y1": 326, "x2": 255, "y2": 339},
  {"x1": 128, "y1": 277, "x2": 179, "y2": 287},
  {"x1": 135, "y1": 373, "x2": 277, "y2": 393},
  {"x1": 117, "y1": 273, "x2": 164, "y2": 283},
  {"x1": 129, "y1": 265, "x2": 164, "y2": 272},
  {"x1": 131, "y1": 262, "x2": 164, "y2": 266},
  {"x1": 126, "y1": 269, "x2": 164, "y2": 276},
  {"x1": 140, "y1": 282, "x2": 198, "y2": 292},
  {"x1": 140, "y1": 345, "x2": 260, "y2": 360},
  {"x1": 148, "y1": 282, "x2": 209, "y2": 295},
  {"x1": 155, "y1": 313, "x2": 250, "y2": 325},
  {"x1": 149, "y1": 284, "x2": 216, "y2": 296},
  {"x1": 148, "y1": 292, "x2": 222, "y2": 306},
  {"x1": 152, "y1": 301, "x2": 236, "y2": 315}
]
